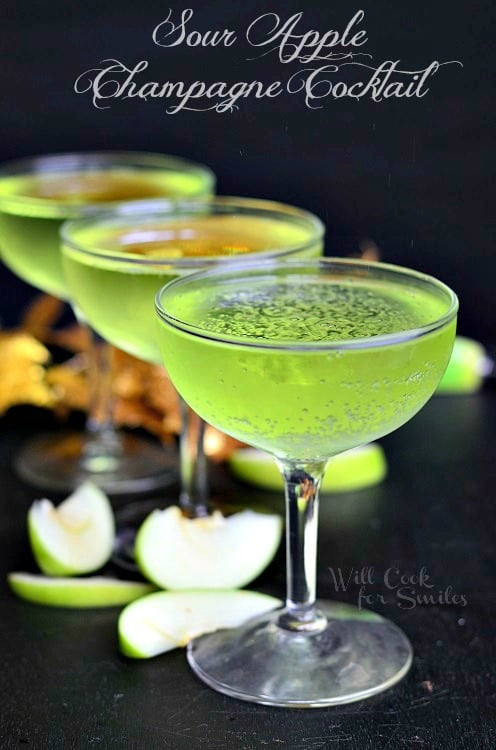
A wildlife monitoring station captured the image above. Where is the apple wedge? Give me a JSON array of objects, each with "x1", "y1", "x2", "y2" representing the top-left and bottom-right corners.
[
  {"x1": 436, "y1": 336, "x2": 492, "y2": 394},
  {"x1": 27, "y1": 481, "x2": 115, "y2": 576},
  {"x1": 7, "y1": 572, "x2": 155, "y2": 608},
  {"x1": 135, "y1": 506, "x2": 282, "y2": 590},
  {"x1": 118, "y1": 589, "x2": 281, "y2": 658},
  {"x1": 228, "y1": 443, "x2": 387, "y2": 493}
]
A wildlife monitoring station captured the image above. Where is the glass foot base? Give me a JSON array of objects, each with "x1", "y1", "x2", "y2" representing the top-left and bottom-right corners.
[
  {"x1": 14, "y1": 431, "x2": 178, "y2": 495},
  {"x1": 187, "y1": 601, "x2": 412, "y2": 707}
]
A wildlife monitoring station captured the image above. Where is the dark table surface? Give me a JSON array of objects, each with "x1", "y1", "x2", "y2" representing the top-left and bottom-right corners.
[{"x1": 1, "y1": 390, "x2": 495, "y2": 750}]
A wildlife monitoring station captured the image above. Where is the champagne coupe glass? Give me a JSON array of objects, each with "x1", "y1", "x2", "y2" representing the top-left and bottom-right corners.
[
  {"x1": 61, "y1": 198, "x2": 324, "y2": 528},
  {"x1": 155, "y1": 258, "x2": 458, "y2": 707},
  {"x1": 0, "y1": 152, "x2": 214, "y2": 492}
]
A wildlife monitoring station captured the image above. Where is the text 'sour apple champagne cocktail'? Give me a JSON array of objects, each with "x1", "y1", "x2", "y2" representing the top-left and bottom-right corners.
[
  {"x1": 156, "y1": 258, "x2": 458, "y2": 707},
  {"x1": 0, "y1": 152, "x2": 214, "y2": 492},
  {"x1": 61, "y1": 199, "x2": 324, "y2": 517}
]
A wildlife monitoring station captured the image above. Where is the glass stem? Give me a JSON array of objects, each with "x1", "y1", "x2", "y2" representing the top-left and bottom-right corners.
[
  {"x1": 178, "y1": 398, "x2": 209, "y2": 517},
  {"x1": 79, "y1": 321, "x2": 122, "y2": 471},
  {"x1": 276, "y1": 458, "x2": 328, "y2": 633}
]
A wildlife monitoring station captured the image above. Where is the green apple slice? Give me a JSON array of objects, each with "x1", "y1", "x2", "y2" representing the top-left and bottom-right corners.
[
  {"x1": 7, "y1": 572, "x2": 155, "y2": 608},
  {"x1": 228, "y1": 443, "x2": 387, "y2": 493},
  {"x1": 118, "y1": 589, "x2": 281, "y2": 658},
  {"x1": 27, "y1": 481, "x2": 115, "y2": 576},
  {"x1": 135, "y1": 506, "x2": 282, "y2": 590},
  {"x1": 436, "y1": 336, "x2": 492, "y2": 394}
]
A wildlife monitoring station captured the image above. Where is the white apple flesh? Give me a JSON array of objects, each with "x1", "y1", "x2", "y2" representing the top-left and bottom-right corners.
[
  {"x1": 27, "y1": 481, "x2": 115, "y2": 575},
  {"x1": 118, "y1": 589, "x2": 281, "y2": 658},
  {"x1": 135, "y1": 506, "x2": 282, "y2": 590}
]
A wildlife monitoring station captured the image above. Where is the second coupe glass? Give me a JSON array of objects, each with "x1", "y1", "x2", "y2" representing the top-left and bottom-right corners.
[{"x1": 61, "y1": 197, "x2": 324, "y2": 521}]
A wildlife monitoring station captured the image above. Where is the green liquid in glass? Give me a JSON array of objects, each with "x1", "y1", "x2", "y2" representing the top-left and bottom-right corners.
[
  {"x1": 62, "y1": 216, "x2": 322, "y2": 364},
  {"x1": 0, "y1": 168, "x2": 211, "y2": 299},
  {"x1": 157, "y1": 275, "x2": 456, "y2": 460}
]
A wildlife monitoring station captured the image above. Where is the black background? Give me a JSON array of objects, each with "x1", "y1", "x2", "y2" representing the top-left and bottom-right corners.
[
  {"x1": 0, "y1": 4, "x2": 495, "y2": 746},
  {"x1": 0, "y1": 0, "x2": 494, "y2": 341}
]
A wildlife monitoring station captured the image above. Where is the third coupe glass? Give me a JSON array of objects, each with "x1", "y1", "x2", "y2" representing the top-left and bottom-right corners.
[{"x1": 155, "y1": 258, "x2": 458, "y2": 707}]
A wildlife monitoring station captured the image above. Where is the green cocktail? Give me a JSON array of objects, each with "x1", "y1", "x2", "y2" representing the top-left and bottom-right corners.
[
  {"x1": 155, "y1": 258, "x2": 458, "y2": 707},
  {"x1": 0, "y1": 155, "x2": 214, "y2": 299},
  {"x1": 0, "y1": 152, "x2": 214, "y2": 493},
  {"x1": 61, "y1": 199, "x2": 324, "y2": 516},
  {"x1": 157, "y1": 267, "x2": 455, "y2": 459},
  {"x1": 62, "y1": 202, "x2": 322, "y2": 364}
]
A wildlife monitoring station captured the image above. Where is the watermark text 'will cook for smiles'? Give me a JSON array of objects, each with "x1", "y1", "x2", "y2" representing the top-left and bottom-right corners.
[{"x1": 329, "y1": 566, "x2": 468, "y2": 610}]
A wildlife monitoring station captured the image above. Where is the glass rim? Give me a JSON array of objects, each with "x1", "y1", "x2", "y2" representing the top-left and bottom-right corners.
[
  {"x1": 155, "y1": 257, "x2": 459, "y2": 352},
  {"x1": 60, "y1": 196, "x2": 325, "y2": 267},
  {"x1": 0, "y1": 150, "x2": 215, "y2": 218}
]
